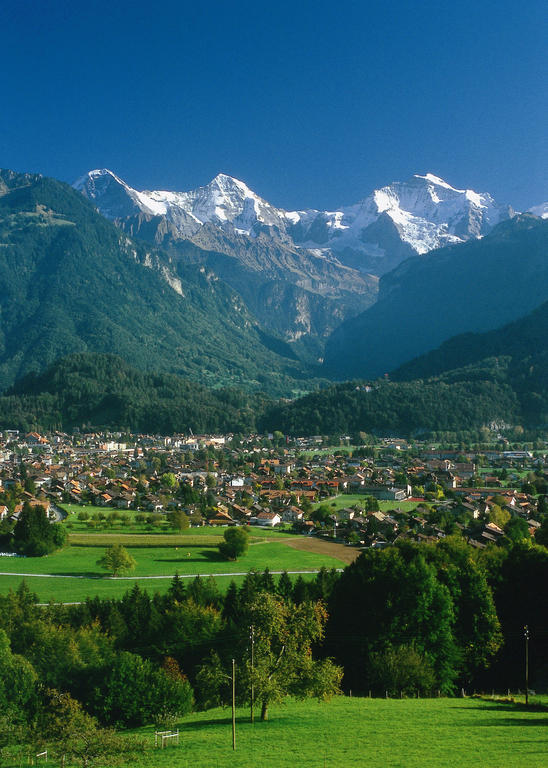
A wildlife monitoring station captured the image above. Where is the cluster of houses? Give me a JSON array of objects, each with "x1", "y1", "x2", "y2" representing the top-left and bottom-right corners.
[{"x1": 0, "y1": 430, "x2": 545, "y2": 550}]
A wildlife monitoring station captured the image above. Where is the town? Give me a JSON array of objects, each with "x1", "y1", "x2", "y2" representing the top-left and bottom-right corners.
[{"x1": 1, "y1": 428, "x2": 546, "y2": 552}]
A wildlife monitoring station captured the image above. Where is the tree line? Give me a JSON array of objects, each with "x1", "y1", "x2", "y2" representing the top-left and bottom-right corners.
[
  {"x1": 1, "y1": 536, "x2": 547, "y2": 764},
  {"x1": 1, "y1": 350, "x2": 545, "y2": 436}
]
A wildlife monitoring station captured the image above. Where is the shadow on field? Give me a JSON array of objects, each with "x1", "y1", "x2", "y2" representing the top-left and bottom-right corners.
[
  {"x1": 201, "y1": 549, "x2": 225, "y2": 562},
  {"x1": 455, "y1": 701, "x2": 548, "y2": 727},
  {"x1": 473, "y1": 717, "x2": 548, "y2": 727},
  {"x1": 56, "y1": 571, "x2": 105, "y2": 578},
  {"x1": 155, "y1": 548, "x2": 224, "y2": 564},
  {"x1": 457, "y1": 703, "x2": 548, "y2": 714},
  {"x1": 182, "y1": 716, "x2": 261, "y2": 729}
]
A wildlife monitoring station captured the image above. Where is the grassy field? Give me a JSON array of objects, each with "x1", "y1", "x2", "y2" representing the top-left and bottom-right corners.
[
  {"x1": 6, "y1": 696, "x2": 545, "y2": 768},
  {"x1": 61, "y1": 503, "x2": 178, "y2": 534},
  {"x1": 61, "y1": 505, "x2": 297, "y2": 536},
  {"x1": 0, "y1": 533, "x2": 345, "y2": 602},
  {"x1": 0, "y1": 572, "x2": 325, "y2": 602},
  {"x1": 129, "y1": 696, "x2": 548, "y2": 768},
  {"x1": 315, "y1": 494, "x2": 421, "y2": 513}
]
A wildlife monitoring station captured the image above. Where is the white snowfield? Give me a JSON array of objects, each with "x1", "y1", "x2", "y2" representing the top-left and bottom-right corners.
[
  {"x1": 75, "y1": 169, "x2": 518, "y2": 274},
  {"x1": 529, "y1": 202, "x2": 548, "y2": 219}
]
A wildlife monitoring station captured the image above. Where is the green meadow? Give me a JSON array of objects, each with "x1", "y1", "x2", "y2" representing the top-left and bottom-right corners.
[
  {"x1": 314, "y1": 494, "x2": 420, "y2": 512},
  {"x1": 6, "y1": 696, "x2": 544, "y2": 768},
  {"x1": 130, "y1": 696, "x2": 548, "y2": 768},
  {"x1": 0, "y1": 532, "x2": 344, "y2": 602},
  {"x1": 61, "y1": 504, "x2": 187, "y2": 534}
]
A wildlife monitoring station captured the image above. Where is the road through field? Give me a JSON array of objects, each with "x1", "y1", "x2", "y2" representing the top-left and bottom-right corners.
[{"x1": 0, "y1": 568, "x2": 342, "y2": 580}]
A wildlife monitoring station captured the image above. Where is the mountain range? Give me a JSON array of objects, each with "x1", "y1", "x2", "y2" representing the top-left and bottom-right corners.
[
  {"x1": 75, "y1": 169, "x2": 517, "y2": 360},
  {"x1": 0, "y1": 164, "x2": 547, "y2": 432},
  {"x1": 324, "y1": 214, "x2": 548, "y2": 379},
  {"x1": 75, "y1": 169, "x2": 514, "y2": 275}
]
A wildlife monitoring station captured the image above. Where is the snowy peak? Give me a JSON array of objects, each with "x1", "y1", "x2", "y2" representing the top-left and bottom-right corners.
[
  {"x1": 284, "y1": 172, "x2": 511, "y2": 271},
  {"x1": 171, "y1": 172, "x2": 286, "y2": 233},
  {"x1": 76, "y1": 169, "x2": 286, "y2": 236},
  {"x1": 75, "y1": 169, "x2": 513, "y2": 275},
  {"x1": 75, "y1": 168, "x2": 167, "y2": 219},
  {"x1": 529, "y1": 202, "x2": 548, "y2": 219},
  {"x1": 369, "y1": 173, "x2": 499, "y2": 222},
  {"x1": 362, "y1": 173, "x2": 506, "y2": 250},
  {"x1": 416, "y1": 172, "x2": 454, "y2": 187}
]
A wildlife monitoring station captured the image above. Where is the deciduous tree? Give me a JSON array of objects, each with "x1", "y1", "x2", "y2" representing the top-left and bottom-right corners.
[
  {"x1": 96, "y1": 545, "x2": 136, "y2": 577},
  {"x1": 197, "y1": 592, "x2": 342, "y2": 721},
  {"x1": 169, "y1": 509, "x2": 189, "y2": 531},
  {"x1": 218, "y1": 527, "x2": 249, "y2": 561}
]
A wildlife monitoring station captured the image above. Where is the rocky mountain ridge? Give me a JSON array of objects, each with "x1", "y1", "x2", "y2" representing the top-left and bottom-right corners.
[
  {"x1": 75, "y1": 169, "x2": 518, "y2": 357},
  {"x1": 75, "y1": 169, "x2": 514, "y2": 276},
  {"x1": 0, "y1": 169, "x2": 313, "y2": 395}
]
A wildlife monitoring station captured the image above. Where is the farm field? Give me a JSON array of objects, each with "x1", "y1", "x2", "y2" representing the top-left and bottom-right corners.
[
  {"x1": 315, "y1": 494, "x2": 421, "y2": 513},
  {"x1": 61, "y1": 504, "x2": 199, "y2": 534},
  {"x1": 8, "y1": 696, "x2": 544, "y2": 768},
  {"x1": 60, "y1": 505, "x2": 297, "y2": 535},
  {"x1": 0, "y1": 532, "x2": 346, "y2": 602},
  {"x1": 296, "y1": 445, "x2": 357, "y2": 458}
]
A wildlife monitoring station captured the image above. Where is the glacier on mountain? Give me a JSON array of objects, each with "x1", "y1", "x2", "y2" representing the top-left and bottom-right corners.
[
  {"x1": 75, "y1": 169, "x2": 513, "y2": 276},
  {"x1": 529, "y1": 202, "x2": 548, "y2": 219}
]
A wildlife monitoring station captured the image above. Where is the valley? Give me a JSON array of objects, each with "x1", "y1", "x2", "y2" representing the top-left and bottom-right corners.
[{"x1": 2, "y1": 5, "x2": 546, "y2": 767}]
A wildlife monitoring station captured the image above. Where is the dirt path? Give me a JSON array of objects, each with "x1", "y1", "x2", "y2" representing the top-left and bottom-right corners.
[{"x1": 284, "y1": 537, "x2": 361, "y2": 565}]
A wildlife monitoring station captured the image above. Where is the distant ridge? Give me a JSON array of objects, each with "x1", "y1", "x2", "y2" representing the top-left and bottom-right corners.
[{"x1": 323, "y1": 215, "x2": 548, "y2": 380}]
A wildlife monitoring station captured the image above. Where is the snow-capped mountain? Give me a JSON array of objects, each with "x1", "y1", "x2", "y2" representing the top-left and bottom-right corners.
[
  {"x1": 75, "y1": 169, "x2": 513, "y2": 276},
  {"x1": 74, "y1": 169, "x2": 380, "y2": 351},
  {"x1": 74, "y1": 169, "x2": 287, "y2": 238},
  {"x1": 529, "y1": 202, "x2": 548, "y2": 219},
  {"x1": 286, "y1": 173, "x2": 512, "y2": 274}
]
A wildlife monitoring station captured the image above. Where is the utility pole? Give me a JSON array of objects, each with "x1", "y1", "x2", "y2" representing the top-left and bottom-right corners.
[
  {"x1": 232, "y1": 658, "x2": 236, "y2": 750},
  {"x1": 250, "y1": 625, "x2": 255, "y2": 723},
  {"x1": 524, "y1": 625, "x2": 530, "y2": 706}
]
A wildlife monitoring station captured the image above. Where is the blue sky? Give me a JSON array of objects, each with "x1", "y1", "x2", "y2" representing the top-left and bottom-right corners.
[{"x1": 1, "y1": 0, "x2": 546, "y2": 210}]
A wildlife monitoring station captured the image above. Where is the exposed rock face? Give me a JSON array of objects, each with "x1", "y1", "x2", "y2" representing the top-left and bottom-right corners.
[{"x1": 75, "y1": 169, "x2": 512, "y2": 354}]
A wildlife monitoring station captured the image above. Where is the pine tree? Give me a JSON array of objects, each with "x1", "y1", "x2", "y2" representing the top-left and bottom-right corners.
[
  {"x1": 277, "y1": 570, "x2": 294, "y2": 601},
  {"x1": 167, "y1": 572, "x2": 186, "y2": 604},
  {"x1": 260, "y1": 567, "x2": 276, "y2": 593},
  {"x1": 222, "y1": 580, "x2": 240, "y2": 622}
]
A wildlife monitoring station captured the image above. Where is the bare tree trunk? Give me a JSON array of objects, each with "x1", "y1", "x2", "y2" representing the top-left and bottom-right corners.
[{"x1": 261, "y1": 701, "x2": 268, "y2": 721}]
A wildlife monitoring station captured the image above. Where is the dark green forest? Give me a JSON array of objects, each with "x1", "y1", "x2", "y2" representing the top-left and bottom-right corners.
[
  {"x1": 0, "y1": 354, "x2": 265, "y2": 433},
  {"x1": 1, "y1": 350, "x2": 546, "y2": 435},
  {"x1": 261, "y1": 361, "x2": 526, "y2": 435}
]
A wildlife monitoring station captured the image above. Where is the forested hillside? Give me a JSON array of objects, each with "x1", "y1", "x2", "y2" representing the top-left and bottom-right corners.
[
  {"x1": 0, "y1": 170, "x2": 312, "y2": 396},
  {"x1": 260, "y1": 362, "x2": 521, "y2": 435},
  {"x1": 1, "y1": 350, "x2": 546, "y2": 436},
  {"x1": 0, "y1": 354, "x2": 265, "y2": 433},
  {"x1": 393, "y1": 300, "x2": 548, "y2": 424}
]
